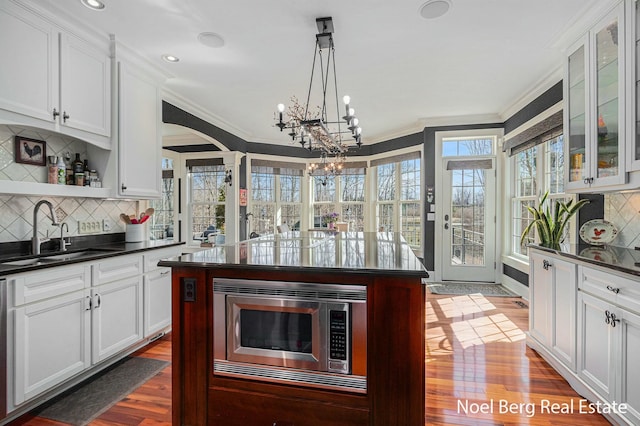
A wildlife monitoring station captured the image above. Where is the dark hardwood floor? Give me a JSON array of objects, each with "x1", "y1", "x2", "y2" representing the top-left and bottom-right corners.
[{"x1": 10, "y1": 292, "x2": 611, "y2": 425}]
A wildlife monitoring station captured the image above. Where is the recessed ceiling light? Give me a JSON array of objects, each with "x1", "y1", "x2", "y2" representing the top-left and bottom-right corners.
[
  {"x1": 81, "y1": 0, "x2": 105, "y2": 11},
  {"x1": 161, "y1": 54, "x2": 180, "y2": 63},
  {"x1": 419, "y1": 0, "x2": 451, "y2": 19},
  {"x1": 198, "y1": 32, "x2": 225, "y2": 48}
]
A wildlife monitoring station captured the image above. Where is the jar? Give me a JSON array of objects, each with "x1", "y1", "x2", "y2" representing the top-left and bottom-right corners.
[{"x1": 75, "y1": 172, "x2": 84, "y2": 186}]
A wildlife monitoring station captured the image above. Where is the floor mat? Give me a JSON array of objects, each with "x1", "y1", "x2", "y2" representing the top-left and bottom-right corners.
[
  {"x1": 427, "y1": 282, "x2": 520, "y2": 297},
  {"x1": 34, "y1": 356, "x2": 169, "y2": 426}
]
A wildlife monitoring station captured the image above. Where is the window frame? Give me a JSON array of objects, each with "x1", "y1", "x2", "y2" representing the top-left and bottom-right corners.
[
  {"x1": 373, "y1": 154, "x2": 422, "y2": 251},
  {"x1": 509, "y1": 133, "x2": 569, "y2": 260}
]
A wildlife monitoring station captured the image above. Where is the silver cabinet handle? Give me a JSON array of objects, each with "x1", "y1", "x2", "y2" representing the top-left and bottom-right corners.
[
  {"x1": 543, "y1": 260, "x2": 552, "y2": 270},
  {"x1": 94, "y1": 293, "x2": 101, "y2": 309},
  {"x1": 63, "y1": 111, "x2": 70, "y2": 122},
  {"x1": 53, "y1": 108, "x2": 60, "y2": 120},
  {"x1": 606, "y1": 285, "x2": 620, "y2": 294},
  {"x1": 160, "y1": 270, "x2": 170, "y2": 276}
]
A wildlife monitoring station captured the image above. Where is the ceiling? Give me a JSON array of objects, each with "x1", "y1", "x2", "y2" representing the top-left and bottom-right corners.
[{"x1": 45, "y1": 0, "x2": 602, "y2": 147}]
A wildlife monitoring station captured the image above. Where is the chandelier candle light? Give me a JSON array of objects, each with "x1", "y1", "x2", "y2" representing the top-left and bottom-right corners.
[{"x1": 274, "y1": 17, "x2": 362, "y2": 176}]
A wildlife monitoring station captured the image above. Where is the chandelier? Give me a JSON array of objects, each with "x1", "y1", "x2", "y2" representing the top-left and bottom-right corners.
[
  {"x1": 308, "y1": 152, "x2": 346, "y2": 186},
  {"x1": 274, "y1": 17, "x2": 362, "y2": 157}
]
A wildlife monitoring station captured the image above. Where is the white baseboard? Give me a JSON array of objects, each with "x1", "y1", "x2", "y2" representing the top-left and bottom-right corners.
[{"x1": 500, "y1": 274, "x2": 529, "y2": 300}]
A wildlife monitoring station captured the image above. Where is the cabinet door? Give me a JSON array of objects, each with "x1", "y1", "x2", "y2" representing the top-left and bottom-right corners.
[
  {"x1": 589, "y1": 4, "x2": 625, "y2": 187},
  {"x1": 619, "y1": 308, "x2": 640, "y2": 425},
  {"x1": 528, "y1": 251, "x2": 552, "y2": 345},
  {"x1": 565, "y1": 3, "x2": 627, "y2": 191},
  {"x1": 566, "y1": 37, "x2": 589, "y2": 190},
  {"x1": 117, "y1": 61, "x2": 161, "y2": 198},
  {"x1": 550, "y1": 256, "x2": 577, "y2": 370},
  {"x1": 632, "y1": 0, "x2": 640, "y2": 171},
  {"x1": 60, "y1": 32, "x2": 110, "y2": 137},
  {"x1": 143, "y1": 268, "x2": 172, "y2": 337},
  {"x1": 91, "y1": 276, "x2": 143, "y2": 363},
  {"x1": 577, "y1": 292, "x2": 616, "y2": 401},
  {"x1": 13, "y1": 290, "x2": 91, "y2": 405},
  {"x1": 0, "y1": 1, "x2": 58, "y2": 123}
]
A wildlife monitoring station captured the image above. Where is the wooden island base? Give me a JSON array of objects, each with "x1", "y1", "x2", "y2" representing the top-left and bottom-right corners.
[{"x1": 162, "y1": 232, "x2": 427, "y2": 425}]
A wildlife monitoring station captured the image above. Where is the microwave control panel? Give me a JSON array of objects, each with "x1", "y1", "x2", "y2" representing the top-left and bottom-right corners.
[{"x1": 328, "y1": 309, "x2": 349, "y2": 373}]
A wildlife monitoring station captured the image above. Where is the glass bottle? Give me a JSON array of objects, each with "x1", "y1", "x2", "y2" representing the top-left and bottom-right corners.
[
  {"x1": 57, "y1": 156, "x2": 66, "y2": 185},
  {"x1": 83, "y1": 159, "x2": 90, "y2": 186},
  {"x1": 72, "y1": 153, "x2": 84, "y2": 176}
]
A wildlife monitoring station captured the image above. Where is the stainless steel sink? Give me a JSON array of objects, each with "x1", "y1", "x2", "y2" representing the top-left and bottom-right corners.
[
  {"x1": 1, "y1": 249, "x2": 119, "y2": 267},
  {"x1": 1, "y1": 258, "x2": 50, "y2": 266}
]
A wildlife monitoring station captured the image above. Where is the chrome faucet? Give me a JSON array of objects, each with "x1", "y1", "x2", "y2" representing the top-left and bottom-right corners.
[
  {"x1": 32, "y1": 200, "x2": 59, "y2": 255},
  {"x1": 59, "y1": 222, "x2": 70, "y2": 252}
]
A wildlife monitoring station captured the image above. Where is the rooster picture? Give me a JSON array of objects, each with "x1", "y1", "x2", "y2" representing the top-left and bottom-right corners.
[
  {"x1": 15, "y1": 136, "x2": 46, "y2": 165},
  {"x1": 23, "y1": 142, "x2": 42, "y2": 159}
]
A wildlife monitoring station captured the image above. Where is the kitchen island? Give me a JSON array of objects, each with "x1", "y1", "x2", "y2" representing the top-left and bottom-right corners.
[{"x1": 159, "y1": 231, "x2": 427, "y2": 426}]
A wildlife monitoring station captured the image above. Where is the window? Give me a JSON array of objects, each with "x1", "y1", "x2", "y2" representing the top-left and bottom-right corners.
[
  {"x1": 511, "y1": 134, "x2": 566, "y2": 257},
  {"x1": 374, "y1": 152, "x2": 421, "y2": 249},
  {"x1": 149, "y1": 158, "x2": 174, "y2": 240},
  {"x1": 249, "y1": 161, "x2": 303, "y2": 235},
  {"x1": 188, "y1": 162, "x2": 227, "y2": 243},
  {"x1": 311, "y1": 164, "x2": 366, "y2": 231}
]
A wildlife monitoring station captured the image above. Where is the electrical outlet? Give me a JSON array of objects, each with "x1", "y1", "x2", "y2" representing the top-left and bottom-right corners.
[
  {"x1": 103, "y1": 220, "x2": 111, "y2": 232},
  {"x1": 78, "y1": 220, "x2": 102, "y2": 234}
]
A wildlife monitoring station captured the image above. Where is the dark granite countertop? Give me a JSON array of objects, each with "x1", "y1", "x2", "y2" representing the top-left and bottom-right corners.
[
  {"x1": 0, "y1": 240, "x2": 184, "y2": 276},
  {"x1": 529, "y1": 244, "x2": 640, "y2": 278},
  {"x1": 159, "y1": 231, "x2": 428, "y2": 277}
]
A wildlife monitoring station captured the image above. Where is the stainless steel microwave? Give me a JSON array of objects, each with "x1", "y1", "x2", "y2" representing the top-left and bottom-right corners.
[{"x1": 213, "y1": 278, "x2": 367, "y2": 393}]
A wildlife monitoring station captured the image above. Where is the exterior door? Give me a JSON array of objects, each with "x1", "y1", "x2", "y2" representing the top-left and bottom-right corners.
[{"x1": 441, "y1": 158, "x2": 496, "y2": 282}]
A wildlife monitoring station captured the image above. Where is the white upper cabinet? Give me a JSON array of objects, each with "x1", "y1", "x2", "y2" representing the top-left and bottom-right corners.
[
  {"x1": 0, "y1": 1, "x2": 111, "y2": 149},
  {"x1": 0, "y1": 1, "x2": 58, "y2": 123},
  {"x1": 59, "y1": 32, "x2": 111, "y2": 139},
  {"x1": 115, "y1": 57, "x2": 163, "y2": 199},
  {"x1": 565, "y1": 2, "x2": 627, "y2": 191}
]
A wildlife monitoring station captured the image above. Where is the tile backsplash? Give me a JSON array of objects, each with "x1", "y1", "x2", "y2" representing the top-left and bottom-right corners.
[
  {"x1": 604, "y1": 191, "x2": 640, "y2": 248},
  {"x1": 0, "y1": 195, "x2": 138, "y2": 243}
]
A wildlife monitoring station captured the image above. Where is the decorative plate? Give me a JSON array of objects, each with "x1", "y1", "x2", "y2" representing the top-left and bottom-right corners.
[
  {"x1": 579, "y1": 246, "x2": 618, "y2": 264},
  {"x1": 579, "y1": 219, "x2": 618, "y2": 246}
]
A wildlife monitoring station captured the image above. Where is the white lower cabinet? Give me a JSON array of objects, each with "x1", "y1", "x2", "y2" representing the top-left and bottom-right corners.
[
  {"x1": 619, "y1": 308, "x2": 640, "y2": 425},
  {"x1": 528, "y1": 249, "x2": 577, "y2": 370},
  {"x1": 528, "y1": 251, "x2": 640, "y2": 425},
  {"x1": 6, "y1": 246, "x2": 177, "y2": 413},
  {"x1": 142, "y1": 246, "x2": 178, "y2": 338},
  {"x1": 577, "y1": 291, "x2": 616, "y2": 401},
  {"x1": 91, "y1": 275, "x2": 143, "y2": 364},
  {"x1": 143, "y1": 268, "x2": 171, "y2": 337},
  {"x1": 13, "y1": 289, "x2": 91, "y2": 406}
]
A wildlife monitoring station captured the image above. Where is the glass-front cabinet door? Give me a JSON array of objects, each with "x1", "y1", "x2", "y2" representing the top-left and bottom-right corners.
[
  {"x1": 594, "y1": 13, "x2": 621, "y2": 180},
  {"x1": 565, "y1": 3, "x2": 626, "y2": 191},
  {"x1": 567, "y1": 42, "x2": 587, "y2": 186},
  {"x1": 633, "y1": 0, "x2": 640, "y2": 170}
]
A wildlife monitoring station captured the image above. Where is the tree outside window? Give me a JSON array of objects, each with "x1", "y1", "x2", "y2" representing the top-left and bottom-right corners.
[{"x1": 189, "y1": 164, "x2": 226, "y2": 242}]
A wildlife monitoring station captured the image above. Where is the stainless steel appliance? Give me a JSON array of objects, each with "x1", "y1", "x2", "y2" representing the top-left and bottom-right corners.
[
  {"x1": 213, "y1": 278, "x2": 367, "y2": 393},
  {"x1": 0, "y1": 280, "x2": 6, "y2": 421}
]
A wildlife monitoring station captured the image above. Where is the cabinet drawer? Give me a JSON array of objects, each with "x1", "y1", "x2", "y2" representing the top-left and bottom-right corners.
[
  {"x1": 92, "y1": 254, "x2": 141, "y2": 286},
  {"x1": 579, "y1": 266, "x2": 640, "y2": 314},
  {"x1": 9, "y1": 264, "x2": 90, "y2": 307},
  {"x1": 143, "y1": 246, "x2": 180, "y2": 273}
]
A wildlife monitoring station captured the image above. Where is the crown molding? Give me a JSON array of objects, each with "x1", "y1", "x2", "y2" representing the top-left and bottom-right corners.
[
  {"x1": 420, "y1": 114, "x2": 502, "y2": 128},
  {"x1": 161, "y1": 87, "x2": 254, "y2": 141},
  {"x1": 499, "y1": 67, "x2": 563, "y2": 122}
]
